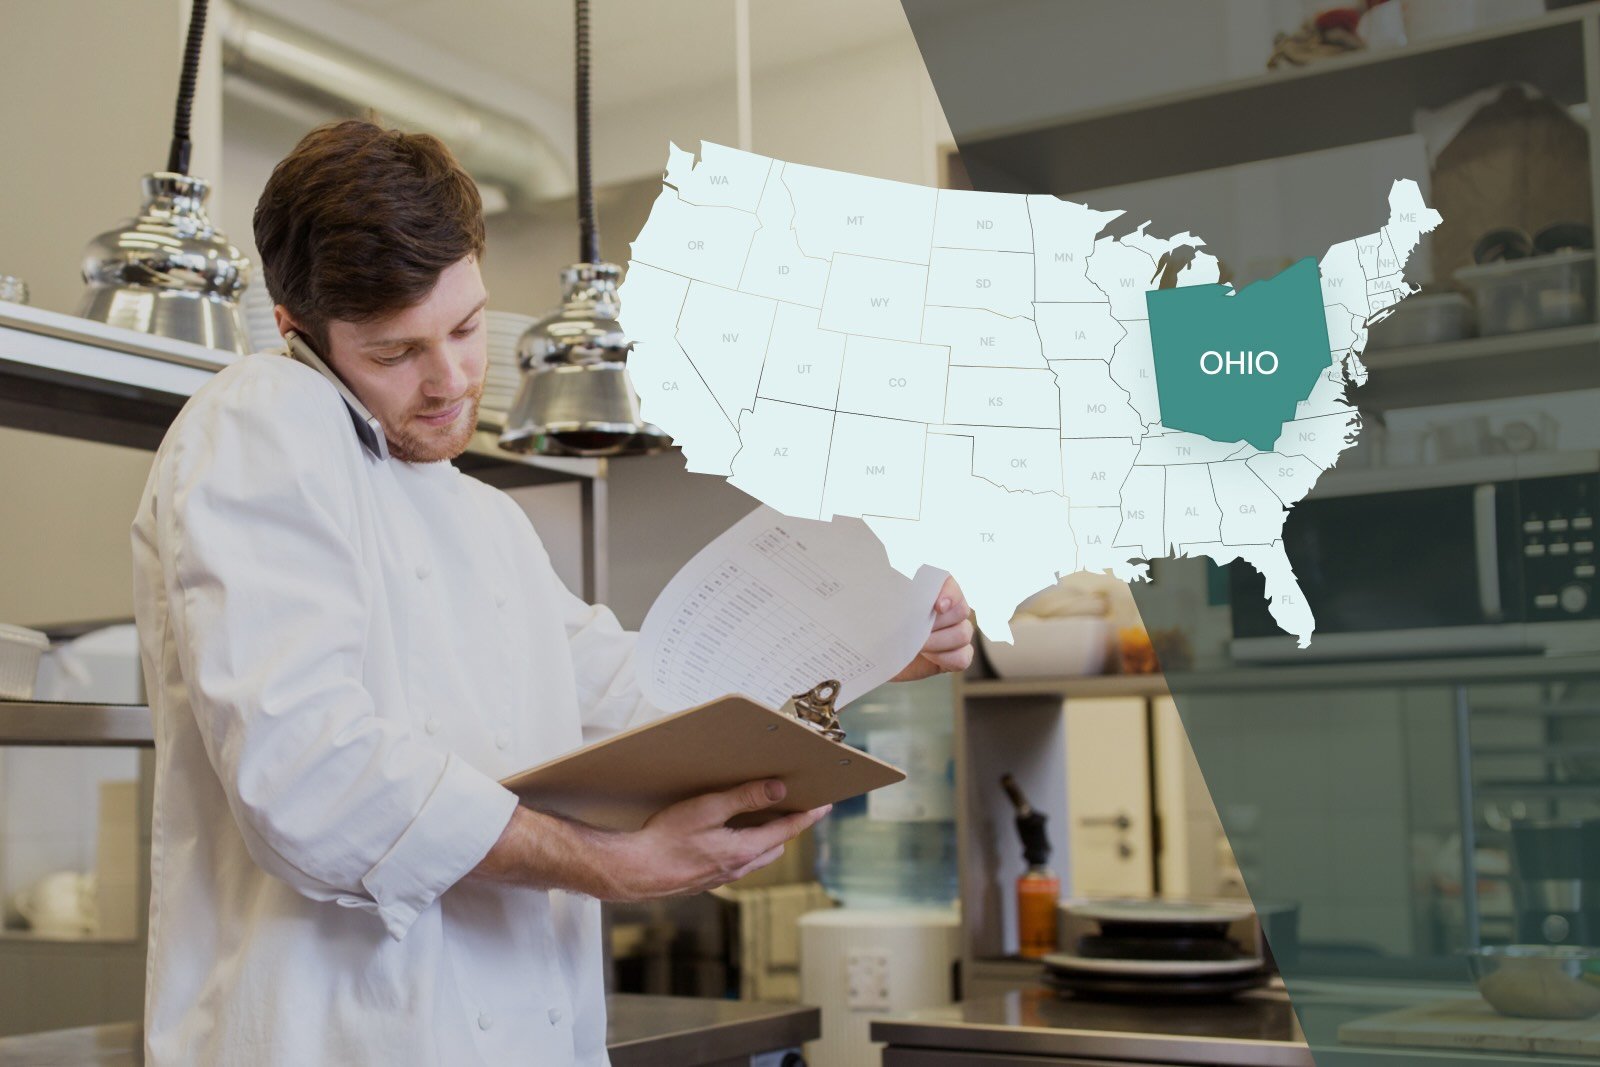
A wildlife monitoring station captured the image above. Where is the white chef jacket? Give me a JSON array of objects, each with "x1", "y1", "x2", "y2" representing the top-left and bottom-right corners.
[{"x1": 130, "y1": 352, "x2": 658, "y2": 1066}]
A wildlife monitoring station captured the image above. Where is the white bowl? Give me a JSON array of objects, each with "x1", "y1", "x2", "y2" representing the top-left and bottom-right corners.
[{"x1": 980, "y1": 616, "x2": 1113, "y2": 678}]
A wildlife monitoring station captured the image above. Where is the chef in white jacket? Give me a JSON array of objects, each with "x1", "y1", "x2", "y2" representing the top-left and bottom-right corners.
[{"x1": 130, "y1": 121, "x2": 974, "y2": 1066}]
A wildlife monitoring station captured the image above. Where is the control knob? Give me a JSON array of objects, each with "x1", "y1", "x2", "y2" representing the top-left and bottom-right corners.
[{"x1": 1560, "y1": 583, "x2": 1590, "y2": 615}]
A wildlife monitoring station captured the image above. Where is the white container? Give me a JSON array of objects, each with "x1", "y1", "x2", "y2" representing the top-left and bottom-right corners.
[
  {"x1": 1455, "y1": 251, "x2": 1596, "y2": 336},
  {"x1": 799, "y1": 907, "x2": 960, "y2": 1067},
  {"x1": 13, "y1": 870, "x2": 97, "y2": 938},
  {"x1": 1400, "y1": 0, "x2": 1482, "y2": 42},
  {"x1": 33, "y1": 623, "x2": 142, "y2": 702},
  {"x1": 981, "y1": 616, "x2": 1114, "y2": 678},
  {"x1": 0, "y1": 623, "x2": 49, "y2": 699}
]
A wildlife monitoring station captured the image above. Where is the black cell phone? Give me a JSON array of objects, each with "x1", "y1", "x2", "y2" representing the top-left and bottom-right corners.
[{"x1": 283, "y1": 330, "x2": 389, "y2": 460}]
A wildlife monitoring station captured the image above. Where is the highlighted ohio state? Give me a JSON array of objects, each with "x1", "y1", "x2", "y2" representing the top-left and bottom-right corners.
[{"x1": 1145, "y1": 257, "x2": 1333, "y2": 451}]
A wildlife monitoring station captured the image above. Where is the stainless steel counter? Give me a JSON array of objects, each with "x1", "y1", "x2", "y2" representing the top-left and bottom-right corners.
[
  {"x1": 606, "y1": 994, "x2": 816, "y2": 1065},
  {"x1": 874, "y1": 982, "x2": 1589, "y2": 1066},
  {"x1": 871, "y1": 986, "x2": 1313, "y2": 1067},
  {"x1": 0, "y1": 994, "x2": 818, "y2": 1066}
]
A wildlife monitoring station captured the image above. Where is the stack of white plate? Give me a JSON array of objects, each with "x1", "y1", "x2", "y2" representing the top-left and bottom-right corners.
[
  {"x1": 483, "y1": 310, "x2": 536, "y2": 424},
  {"x1": 240, "y1": 283, "x2": 281, "y2": 353},
  {"x1": 1043, "y1": 899, "x2": 1270, "y2": 1000}
]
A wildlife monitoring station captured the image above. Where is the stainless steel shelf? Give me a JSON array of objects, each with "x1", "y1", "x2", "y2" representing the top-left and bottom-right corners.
[
  {"x1": 956, "y1": 8, "x2": 1587, "y2": 195},
  {"x1": 0, "y1": 929, "x2": 141, "y2": 945},
  {"x1": 965, "y1": 659, "x2": 1600, "y2": 703},
  {"x1": 1359, "y1": 323, "x2": 1600, "y2": 410},
  {"x1": 1166, "y1": 655, "x2": 1600, "y2": 693},
  {"x1": 1472, "y1": 743, "x2": 1600, "y2": 758},
  {"x1": 1472, "y1": 780, "x2": 1600, "y2": 799},
  {"x1": 0, "y1": 702, "x2": 153, "y2": 747},
  {"x1": 958, "y1": 674, "x2": 1169, "y2": 700},
  {"x1": 1470, "y1": 701, "x2": 1600, "y2": 717},
  {"x1": 0, "y1": 302, "x2": 601, "y2": 487}
]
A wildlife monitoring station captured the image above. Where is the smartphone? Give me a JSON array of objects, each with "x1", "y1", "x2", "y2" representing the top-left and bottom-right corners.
[{"x1": 283, "y1": 330, "x2": 389, "y2": 461}]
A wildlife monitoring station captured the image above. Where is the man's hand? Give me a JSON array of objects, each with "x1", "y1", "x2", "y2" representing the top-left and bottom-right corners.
[
  {"x1": 891, "y1": 575, "x2": 974, "y2": 683},
  {"x1": 600, "y1": 779, "x2": 829, "y2": 901},
  {"x1": 471, "y1": 779, "x2": 829, "y2": 901}
]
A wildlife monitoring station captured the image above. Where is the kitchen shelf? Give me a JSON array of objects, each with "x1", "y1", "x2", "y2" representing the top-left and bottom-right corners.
[
  {"x1": 942, "y1": 7, "x2": 1600, "y2": 416},
  {"x1": 958, "y1": 674, "x2": 1168, "y2": 700},
  {"x1": 1358, "y1": 323, "x2": 1600, "y2": 410},
  {"x1": 0, "y1": 929, "x2": 141, "y2": 946},
  {"x1": 1170, "y1": 656, "x2": 1600, "y2": 692},
  {"x1": 1470, "y1": 701, "x2": 1600, "y2": 717},
  {"x1": 0, "y1": 302, "x2": 600, "y2": 487},
  {"x1": 956, "y1": 8, "x2": 1588, "y2": 194},
  {"x1": 0, "y1": 702, "x2": 153, "y2": 748},
  {"x1": 1471, "y1": 743, "x2": 1600, "y2": 758},
  {"x1": 1471, "y1": 780, "x2": 1600, "y2": 799},
  {"x1": 960, "y1": 659, "x2": 1597, "y2": 701}
]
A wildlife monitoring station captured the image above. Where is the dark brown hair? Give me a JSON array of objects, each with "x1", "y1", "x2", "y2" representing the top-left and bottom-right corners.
[{"x1": 253, "y1": 119, "x2": 485, "y2": 352}]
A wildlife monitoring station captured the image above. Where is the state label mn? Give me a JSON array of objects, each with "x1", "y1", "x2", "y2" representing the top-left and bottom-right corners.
[{"x1": 1145, "y1": 257, "x2": 1333, "y2": 451}]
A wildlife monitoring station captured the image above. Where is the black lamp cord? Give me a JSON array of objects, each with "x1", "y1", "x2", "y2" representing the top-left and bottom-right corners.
[
  {"x1": 575, "y1": 0, "x2": 600, "y2": 263},
  {"x1": 166, "y1": 0, "x2": 210, "y2": 175}
]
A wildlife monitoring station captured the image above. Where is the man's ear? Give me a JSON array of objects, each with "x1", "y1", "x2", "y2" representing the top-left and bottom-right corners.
[{"x1": 272, "y1": 304, "x2": 304, "y2": 346}]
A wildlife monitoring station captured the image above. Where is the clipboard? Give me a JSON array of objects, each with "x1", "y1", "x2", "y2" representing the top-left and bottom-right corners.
[{"x1": 499, "y1": 683, "x2": 905, "y2": 831}]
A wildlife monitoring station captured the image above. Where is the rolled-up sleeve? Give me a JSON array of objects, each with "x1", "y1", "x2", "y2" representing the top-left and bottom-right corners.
[{"x1": 157, "y1": 373, "x2": 517, "y2": 940}]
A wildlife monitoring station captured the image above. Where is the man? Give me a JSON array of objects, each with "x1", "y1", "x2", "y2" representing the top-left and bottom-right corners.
[{"x1": 130, "y1": 120, "x2": 974, "y2": 1066}]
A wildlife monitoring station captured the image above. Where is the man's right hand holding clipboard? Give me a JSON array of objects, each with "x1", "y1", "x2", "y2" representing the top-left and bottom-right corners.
[{"x1": 472, "y1": 777, "x2": 828, "y2": 901}]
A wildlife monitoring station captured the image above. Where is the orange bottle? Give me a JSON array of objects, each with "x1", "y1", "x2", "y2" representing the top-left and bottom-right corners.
[{"x1": 1001, "y1": 774, "x2": 1059, "y2": 959}]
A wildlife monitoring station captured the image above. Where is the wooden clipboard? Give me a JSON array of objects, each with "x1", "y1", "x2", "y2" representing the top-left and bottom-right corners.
[{"x1": 499, "y1": 694, "x2": 905, "y2": 831}]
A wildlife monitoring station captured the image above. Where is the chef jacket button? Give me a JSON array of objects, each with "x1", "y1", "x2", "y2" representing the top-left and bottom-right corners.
[
  {"x1": 548, "y1": 1007, "x2": 563, "y2": 1025},
  {"x1": 424, "y1": 718, "x2": 440, "y2": 736},
  {"x1": 415, "y1": 562, "x2": 431, "y2": 580},
  {"x1": 494, "y1": 590, "x2": 508, "y2": 608},
  {"x1": 494, "y1": 731, "x2": 510, "y2": 751},
  {"x1": 477, "y1": 1012, "x2": 493, "y2": 1031}
]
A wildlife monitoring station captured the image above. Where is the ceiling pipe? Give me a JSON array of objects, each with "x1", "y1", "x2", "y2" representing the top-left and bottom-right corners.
[{"x1": 215, "y1": 0, "x2": 573, "y2": 206}]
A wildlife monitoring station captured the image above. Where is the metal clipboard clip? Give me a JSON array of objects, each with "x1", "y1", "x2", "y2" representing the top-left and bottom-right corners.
[{"x1": 780, "y1": 680, "x2": 845, "y2": 743}]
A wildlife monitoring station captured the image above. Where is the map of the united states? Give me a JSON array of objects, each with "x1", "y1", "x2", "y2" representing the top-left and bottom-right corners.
[{"x1": 618, "y1": 142, "x2": 1442, "y2": 647}]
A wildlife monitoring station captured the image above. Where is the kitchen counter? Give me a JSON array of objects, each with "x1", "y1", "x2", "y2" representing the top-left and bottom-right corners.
[
  {"x1": 606, "y1": 994, "x2": 816, "y2": 1065},
  {"x1": 871, "y1": 986, "x2": 1312, "y2": 1066},
  {"x1": 0, "y1": 994, "x2": 818, "y2": 1066},
  {"x1": 875, "y1": 982, "x2": 1595, "y2": 1065}
]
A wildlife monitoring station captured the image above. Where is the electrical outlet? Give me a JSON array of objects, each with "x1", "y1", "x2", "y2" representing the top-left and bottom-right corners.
[{"x1": 844, "y1": 948, "x2": 891, "y2": 1011}]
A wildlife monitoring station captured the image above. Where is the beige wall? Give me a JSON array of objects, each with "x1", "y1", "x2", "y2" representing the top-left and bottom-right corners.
[
  {"x1": 0, "y1": 434, "x2": 153, "y2": 628},
  {"x1": 0, "y1": 0, "x2": 219, "y2": 627},
  {"x1": 595, "y1": 34, "x2": 948, "y2": 188}
]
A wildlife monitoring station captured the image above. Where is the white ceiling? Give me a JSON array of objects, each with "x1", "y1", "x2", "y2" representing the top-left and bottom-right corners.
[{"x1": 330, "y1": 0, "x2": 914, "y2": 111}]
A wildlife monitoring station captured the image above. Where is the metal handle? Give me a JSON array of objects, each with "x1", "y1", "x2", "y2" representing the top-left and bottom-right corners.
[
  {"x1": 1077, "y1": 812, "x2": 1132, "y2": 831},
  {"x1": 1473, "y1": 483, "x2": 1502, "y2": 621}
]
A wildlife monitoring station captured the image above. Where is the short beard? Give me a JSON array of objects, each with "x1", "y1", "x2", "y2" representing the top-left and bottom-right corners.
[{"x1": 386, "y1": 386, "x2": 483, "y2": 463}]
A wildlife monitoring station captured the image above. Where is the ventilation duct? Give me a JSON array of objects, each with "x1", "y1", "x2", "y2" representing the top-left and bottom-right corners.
[{"x1": 216, "y1": 1, "x2": 572, "y2": 206}]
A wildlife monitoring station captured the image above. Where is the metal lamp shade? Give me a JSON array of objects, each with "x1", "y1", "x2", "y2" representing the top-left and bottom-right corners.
[
  {"x1": 78, "y1": 172, "x2": 252, "y2": 354},
  {"x1": 499, "y1": 261, "x2": 669, "y2": 457}
]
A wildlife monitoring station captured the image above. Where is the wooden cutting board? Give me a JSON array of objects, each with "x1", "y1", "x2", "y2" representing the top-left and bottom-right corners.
[{"x1": 1339, "y1": 999, "x2": 1600, "y2": 1057}]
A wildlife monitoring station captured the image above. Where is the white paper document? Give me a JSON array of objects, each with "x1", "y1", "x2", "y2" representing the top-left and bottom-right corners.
[{"x1": 638, "y1": 506, "x2": 949, "y2": 712}]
